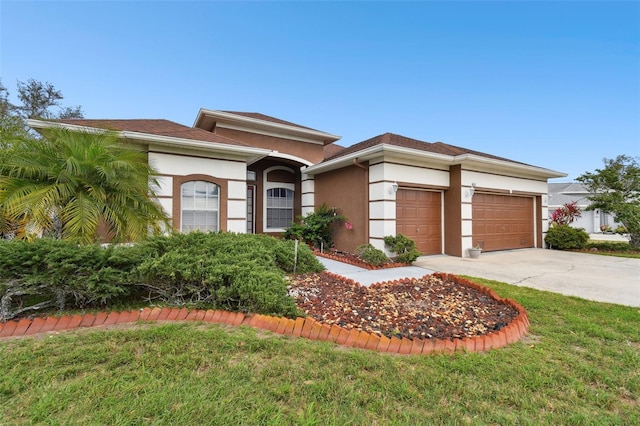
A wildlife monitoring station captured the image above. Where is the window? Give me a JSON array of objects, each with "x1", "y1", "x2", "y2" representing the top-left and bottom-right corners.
[
  {"x1": 181, "y1": 181, "x2": 219, "y2": 232},
  {"x1": 266, "y1": 187, "x2": 294, "y2": 229}
]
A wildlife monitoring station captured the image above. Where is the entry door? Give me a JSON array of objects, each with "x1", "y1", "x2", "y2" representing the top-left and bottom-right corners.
[
  {"x1": 247, "y1": 185, "x2": 256, "y2": 234},
  {"x1": 396, "y1": 189, "x2": 442, "y2": 255}
]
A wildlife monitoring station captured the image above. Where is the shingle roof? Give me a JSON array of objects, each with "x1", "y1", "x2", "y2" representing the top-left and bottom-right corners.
[
  {"x1": 548, "y1": 183, "x2": 591, "y2": 206},
  {"x1": 220, "y1": 111, "x2": 321, "y2": 132},
  {"x1": 58, "y1": 119, "x2": 250, "y2": 147},
  {"x1": 323, "y1": 143, "x2": 345, "y2": 159},
  {"x1": 323, "y1": 132, "x2": 532, "y2": 166}
]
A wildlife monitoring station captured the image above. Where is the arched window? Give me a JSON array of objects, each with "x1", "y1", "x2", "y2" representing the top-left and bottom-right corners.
[
  {"x1": 266, "y1": 187, "x2": 294, "y2": 229},
  {"x1": 181, "y1": 181, "x2": 219, "y2": 232}
]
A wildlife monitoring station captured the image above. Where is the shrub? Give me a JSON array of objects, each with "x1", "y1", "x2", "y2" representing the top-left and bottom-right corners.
[
  {"x1": 0, "y1": 239, "x2": 135, "y2": 321},
  {"x1": 383, "y1": 234, "x2": 421, "y2": 264},
  {"x1": 615, "y1": 225, "x2": 628, "y2": 234},
  {"x1": 0, "y1": 233, "x2": 323, "y2": 321},
  {"x1": 545, "y1": 225, "x2": 589, "y2": 250},
  {"x1": 283, "y1": 203, "x2": 346, "y2": 249},
  {"x1": 134, "y1": 232, "x2": 320, "y2": 316},
  {"x1": 550, "y1": 202, "x2": 582, "y2": 226},
  {"x1": 355, "y1": 244, "x2": 389, "y2": 266},
  {"x1": 586, "y1": 241, "x2": 634, "y2": 252}
]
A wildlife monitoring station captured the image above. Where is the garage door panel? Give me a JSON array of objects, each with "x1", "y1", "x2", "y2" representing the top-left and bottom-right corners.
[
  {"x1": 396, "y1": 189, "x2": 442, "y2": 255},
  {"x1": 472, "y1": 193, "x2": 533, "y2": 252}
]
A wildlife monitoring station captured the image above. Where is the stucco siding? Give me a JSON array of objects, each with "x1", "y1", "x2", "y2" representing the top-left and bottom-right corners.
[
  {"x1": 149, "y1": 152, "x2": 246, "y2": 180},
  {"x1": 462, "y1": 170, "x2": 548, "y2": 194}
]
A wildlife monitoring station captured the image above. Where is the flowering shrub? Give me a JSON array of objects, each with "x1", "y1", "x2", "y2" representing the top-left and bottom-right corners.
[{"x1": 551, "y1": 202, "x2": 582, "y2": 226}]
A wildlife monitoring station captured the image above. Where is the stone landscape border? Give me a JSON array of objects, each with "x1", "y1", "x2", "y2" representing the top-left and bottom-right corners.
[{"x1": 0, "y1": 272, "x2": 529, "y2": 354}]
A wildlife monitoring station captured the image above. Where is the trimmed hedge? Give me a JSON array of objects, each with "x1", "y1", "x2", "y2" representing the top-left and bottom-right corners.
[
  {"x1": 545, "y1": 225, "x2": 589, "y2": 250},
  {"x1": 0, "y1": 233, "x2": 323, "y2": 321}
]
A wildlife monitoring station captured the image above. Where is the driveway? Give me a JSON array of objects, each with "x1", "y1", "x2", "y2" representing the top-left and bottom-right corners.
[{"x1": 413, "y1": 249, "x2": 640, "y2": 307}]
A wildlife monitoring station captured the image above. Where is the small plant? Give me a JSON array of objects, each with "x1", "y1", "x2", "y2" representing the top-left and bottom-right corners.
[
  {"x1": 545, "y1": 224, "x2": 589, "y2": 250},
  {"x1": 383, "y1": 234, "x2": 421, "y2": 264},
  {"x1": 550, "y1": 202, "x2": 582, "y2": 226},
  {"x1": 283, "y1": 203, "x2": 347, "y2": 249},
  {"x1": 355, "y1": 244, "x2": 389, "y2": 266},
  {"x1": 614, "y1": 225, "x2": 627, "y2": 234}
]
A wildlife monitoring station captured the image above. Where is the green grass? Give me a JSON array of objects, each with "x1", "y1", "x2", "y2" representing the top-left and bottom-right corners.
[{"x1": 1, "y1": 278, "x2": 638, "y2": 425}]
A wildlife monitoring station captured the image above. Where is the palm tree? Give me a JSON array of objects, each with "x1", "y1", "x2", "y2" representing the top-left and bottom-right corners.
[{"x1": 0, "y1": 128, "x2": 170, "y2": 243}]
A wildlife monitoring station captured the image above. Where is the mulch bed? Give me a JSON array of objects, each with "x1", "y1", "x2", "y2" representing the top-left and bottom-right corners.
[
  {"x1": 288, "y1": 272, "x2": 519, "y2": 340},
  {"x1": 314, "y1": 249, "x2": 407, "y2": 269}
]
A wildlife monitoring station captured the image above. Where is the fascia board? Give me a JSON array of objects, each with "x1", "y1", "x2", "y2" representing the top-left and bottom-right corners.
[
  {"x1": 305, "y1": 144, "x2": 454, "y2": 175},
  {"x1": 27, "y1": 119, "x2": 272, "y2": 163},
  {"x1": 304, "y1": 142, "x2": 566, "y2": 180},
  {"x1": 454, "y1": 154, "x2": 567, "y2": 179},
  {"x1": 195, "y1": 108, "x2": 341, "y2": 144}
]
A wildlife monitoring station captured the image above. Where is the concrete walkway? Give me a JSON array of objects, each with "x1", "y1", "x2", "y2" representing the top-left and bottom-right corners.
[
  {"x1": 413, "y1": 249, "x2": 640, "y2": 307},
  {"x1": 318, "y1": 249, "x2": 639, "y2": 307},
  {"x1": 316, "y1": 257, "x2": 433, "y2": 286}
]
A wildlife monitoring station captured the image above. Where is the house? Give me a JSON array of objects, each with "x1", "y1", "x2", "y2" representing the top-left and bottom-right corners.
[
  {"x1": 548, "y1": 182, "x2": 620, "y2": 233},
  {"x1": 27, "y1": 109, "x2": 566, "y2": 257}
]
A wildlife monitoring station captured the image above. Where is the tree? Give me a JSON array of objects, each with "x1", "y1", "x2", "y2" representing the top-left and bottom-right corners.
[
  {"x1": 577, "y1": 155, "x2": 640, "y2": 248},
  {"x1": 0, "y1": 78, "x2": 84, "y2": 134},
  {"x1": 0, "y1": 128, "x2": 170, "y2": 244}
]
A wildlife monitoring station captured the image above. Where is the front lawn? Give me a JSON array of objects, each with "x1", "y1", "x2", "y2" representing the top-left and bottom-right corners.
[{"x1": 1, "y1": 278, "x2": 638, "y2": 425}]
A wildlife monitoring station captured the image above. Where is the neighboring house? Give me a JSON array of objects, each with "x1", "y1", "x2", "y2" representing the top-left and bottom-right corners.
[
  {"x1": 548, "y1": 182, "x2": 620, "y2": 233},
  {"x1": 28, "y1": 109, "x2": 565, "y2": 257}
]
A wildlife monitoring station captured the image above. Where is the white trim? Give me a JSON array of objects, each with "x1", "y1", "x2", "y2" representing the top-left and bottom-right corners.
[
  {"x1": 194, "y1": 109, "x2": 341, "y2": 144},
  {"x1": 26, "y1": 119, "x2": 272, "y2": 164},
  {"x1": 263, "y1": 166, "x2": 295, "y2": 233},
  {"x1": 268, "y1": 151, "x2": 314, "y2": 167},
  {"x1": 304, "y1": 143, "x2": 566, "y2": 179}
]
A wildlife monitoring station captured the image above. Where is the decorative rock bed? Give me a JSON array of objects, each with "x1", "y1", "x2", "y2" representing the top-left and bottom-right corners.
[{"x1": 0, "y1": 272, "x2": 529, "y2": 355}]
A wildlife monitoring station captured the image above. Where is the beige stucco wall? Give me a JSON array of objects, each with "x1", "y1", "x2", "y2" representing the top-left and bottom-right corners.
[{"x1": 149, "y1": 152, "x2": 247, "y2": 233}]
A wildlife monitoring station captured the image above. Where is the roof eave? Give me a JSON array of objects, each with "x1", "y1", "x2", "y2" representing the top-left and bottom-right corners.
[
  {"x1": 194, "y1": 108, "x2": 342, "y2": 145},
  {"x1": 305, "y1": 144, "x2": 566, "y2": 179},
  {"x1": 27, "y1": 119, "x2": 272, "y2": 164},
  {"x1": 453, "y1": 154, "x2": 567, "y2": 179}
]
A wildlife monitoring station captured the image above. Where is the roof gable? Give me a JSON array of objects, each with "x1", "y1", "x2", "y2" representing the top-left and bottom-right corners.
[{"x1": 194, "y1": 109, "x2": 341, "y2": 145}]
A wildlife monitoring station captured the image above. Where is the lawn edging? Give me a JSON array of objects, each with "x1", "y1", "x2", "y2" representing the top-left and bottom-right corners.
[
  {"x1": 0, "y1": 273, "x2": 529, "y2": 354},
  {"x1": 314, "y1": 249, "x2": 408, "y2": 270}
]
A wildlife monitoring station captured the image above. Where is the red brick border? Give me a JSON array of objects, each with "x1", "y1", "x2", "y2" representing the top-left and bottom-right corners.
[
  {"x1": 314, "y1": 250, "x2": 408, "y2": 270},
  {"x1": 0, "y1": 273, "x2": 529, "y2": 354}
]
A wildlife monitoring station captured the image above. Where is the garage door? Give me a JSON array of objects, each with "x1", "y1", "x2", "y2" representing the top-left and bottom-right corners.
[
  {"x1": 472, "y1": 193, "x2": 534, "y2": 252},
  {"x1": 396, "y1": 189, "x2": 442, "y2": 255}
]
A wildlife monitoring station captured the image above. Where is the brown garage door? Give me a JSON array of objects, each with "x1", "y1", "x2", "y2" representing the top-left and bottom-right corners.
[
  {"x1": 396, "y1": 189, "x2": 442, "y2": 255},
  {"x1": 472, "y1": 193, "x2": 534, "y2": 252}
]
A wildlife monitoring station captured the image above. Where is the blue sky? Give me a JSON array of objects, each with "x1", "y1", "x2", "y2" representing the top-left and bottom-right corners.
[{"x1": 2, "y1": 1, "x2": 638, "y2": 181}]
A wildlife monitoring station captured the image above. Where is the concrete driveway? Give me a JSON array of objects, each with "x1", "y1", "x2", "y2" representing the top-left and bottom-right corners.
[{"x1": 413, "y1": 249, "x2": 640, "y2": 307}]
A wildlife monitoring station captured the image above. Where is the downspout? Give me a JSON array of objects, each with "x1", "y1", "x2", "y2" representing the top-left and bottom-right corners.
[{"x1": 352, "y1": 158, "x2": 367, "y2": 171}]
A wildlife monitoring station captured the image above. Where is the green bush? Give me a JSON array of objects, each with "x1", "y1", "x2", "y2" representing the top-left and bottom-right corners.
[
  {"x1": 0, "y1": 233, "x2": 323, "y2": 321},
  {"x1": 134, "y1": 232, "x2": 321, "y2": 316},
  {"x1": 383, "y1": 234, "x2": 421, "y2": 264},
  {"x1": 0, "y1": 239, "x2": 136, "y2": 321},
  {"x1": 586, "y1": 241, "x2": 634, "y2": 252},
  {"x1": 283, "y1": 203, "x2": 345, "y2": 249},
  {"x1": 545, "y1": 225, "x2": 589, "y2": 250},
  {"x1": 355, "y1": 244, "x2": 389, "y2": 266}
]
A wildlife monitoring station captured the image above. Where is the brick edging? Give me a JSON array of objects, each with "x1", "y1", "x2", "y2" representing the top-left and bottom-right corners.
[
  {"x1": 314, "y1": 250, "x2": 408, "y2": 270},
  {"x1": 0, "y1": 273, "x2": 529, "y2": 354}
]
